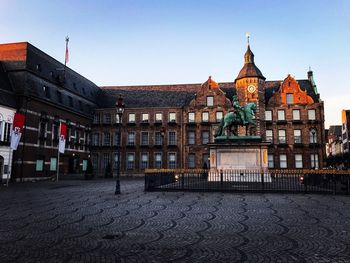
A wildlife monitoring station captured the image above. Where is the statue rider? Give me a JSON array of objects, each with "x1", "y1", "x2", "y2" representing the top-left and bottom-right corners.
[{"x1": 232, "y1": 95, "x2": 248, "y2": 125}]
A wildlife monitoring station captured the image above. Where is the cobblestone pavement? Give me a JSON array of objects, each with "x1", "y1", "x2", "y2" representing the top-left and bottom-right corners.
[{"x1": 0, "y1": 179, "x2": 350, "y2": 263}]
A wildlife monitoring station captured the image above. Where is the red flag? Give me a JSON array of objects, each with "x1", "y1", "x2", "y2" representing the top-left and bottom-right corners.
[
  {"x1": 10, "y1": 113, "x2": 25, "y2": 150},
  {"x1": 59, "y1": 123, "x2": 67, "y2": 154}
]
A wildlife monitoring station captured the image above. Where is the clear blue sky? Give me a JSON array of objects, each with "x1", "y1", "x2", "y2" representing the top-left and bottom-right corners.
[{"x1": 1, "y1": 0, "x2": 349, "y2": 127}]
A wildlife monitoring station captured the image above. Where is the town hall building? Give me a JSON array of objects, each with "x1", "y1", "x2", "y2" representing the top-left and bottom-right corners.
[{"x1": 0, "y1": 41, "x2": 325, "y2": 180}]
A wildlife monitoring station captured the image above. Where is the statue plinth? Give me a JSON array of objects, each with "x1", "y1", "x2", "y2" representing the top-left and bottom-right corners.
[
  {"x1": 214, "y1": 135, "x2": 262, "y2": 144},
  {"x1": 208, "y1": 136, "x2": 270, "y2": 174}
]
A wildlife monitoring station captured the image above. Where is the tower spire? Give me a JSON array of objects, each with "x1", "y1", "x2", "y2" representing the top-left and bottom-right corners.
[{"x1": 245, "y1": 32, "x2": 250, "y2": 46}]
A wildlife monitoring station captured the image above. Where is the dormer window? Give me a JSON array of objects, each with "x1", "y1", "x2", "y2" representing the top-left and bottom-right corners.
[
  {"x1": 141, "y1": 113, "x2": 149, "y2": 122},
  {"x1": 286, "y1": 93, "x2": 294, "y2": 104},
  {"x1": 169, "y1": 112, "x2": 176, "y2": 122}
]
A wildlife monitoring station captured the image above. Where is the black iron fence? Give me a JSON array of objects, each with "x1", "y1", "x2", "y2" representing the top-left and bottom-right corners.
[{"x1": 144, "y1": 169, "x2": 350, "y2": 194}]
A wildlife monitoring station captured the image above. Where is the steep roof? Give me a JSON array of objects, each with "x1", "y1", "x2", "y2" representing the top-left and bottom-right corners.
[
  {"x1": 235, "y1": 45, "x2": 265, "y2": 81},
  {"x1": 99, "y1": 78, "x2": 318, "y2": 108},
  {"x1": 97, "y1": 89, "x2": 196, "y2": 108}
]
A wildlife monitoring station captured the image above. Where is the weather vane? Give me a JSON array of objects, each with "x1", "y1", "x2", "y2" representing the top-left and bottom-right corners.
[{"x1": 245, "y1": 32, "x2": 250, "y2": 45}]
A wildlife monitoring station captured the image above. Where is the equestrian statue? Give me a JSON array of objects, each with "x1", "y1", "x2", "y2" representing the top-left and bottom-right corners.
[{"x1": 215, "y1": 95, "x2": 257, "y2": 137}]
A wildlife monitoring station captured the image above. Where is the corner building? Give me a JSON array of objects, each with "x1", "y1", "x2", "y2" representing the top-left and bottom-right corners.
[{"x1": 93, "y1": 44, "x2": 325, "y2": 175}]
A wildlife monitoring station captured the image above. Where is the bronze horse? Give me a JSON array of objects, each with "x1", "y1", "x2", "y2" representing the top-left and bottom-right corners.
[{"x1": 215, "y1": 102, "x2": 257, "y2": 137}]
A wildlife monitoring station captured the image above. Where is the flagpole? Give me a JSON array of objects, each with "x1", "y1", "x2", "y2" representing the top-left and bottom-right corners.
[
  {"x1": 57, "y1": 122, "x2": 61, "y2": 182},
  {"x1": 6, "y1": 148, "x2": 11, "y2": 187}
]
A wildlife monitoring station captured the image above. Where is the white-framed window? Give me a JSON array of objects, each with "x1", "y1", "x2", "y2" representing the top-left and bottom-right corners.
[
  {"x1": 266, "y1": 130, "x2": 273, "y2": 142},
  {"x1": 202, "y1": 131, "x2": 209, "y2": 144},
  {"x1": 216, "y1": 111, "x2": 223, "y2": 122},
  {"x1": 268, "y1": 154, "x2": 274, "y2": 168},
  {"x1": 286, "y1": 93, "x2": 294, "y2": 105},
  {"x1": 128, "y1": 113, "x2": 135, "y2": 123},
  {"x1": 141, "y1": 113, "x2": 149, "y2": 122},
  {"x1": 309, "y1": 129, "x2": 317, "y2": 143},
  {"x1": 0, "y1": 121, "x2": 11, "y2": 142},
  {"x1": 207, "y1": 96, "x2": 214, "y2": 106},
  {"x1": 103, "y1": 153, "x2": 110, "y2": 169},
  {"x1": 168, "y1": 152, "x2": 177, "y2": 169},
  {"x1": 127, "y1": 132, "x2": 135, "y2": 145},
  {"x1": 141, "y1": 131, "x2": 149, "y2": 145},
  {"x1": 202, "y1": 112, "x2": 209, "y2": 122},
  {"x1": 93, "y1": 113, "x2": 100, "y2": 124},
  {"x1": 278, "y1": 130, "x2": 286, "y2": 143},
  {"x1": 92, "y1": 154, "x2": 99, "y2": 170},
  {"x1": 140, "y1": 152, "x2": 149, "y2": 169},
  {"x1": 308, "y1": 109, "x2": 316, "y2": 120},
  {"x1": 169, "y1": 112, "x2": 176, "y2": 122},
  {"x1": 277, "y1": 110, "x2": 285, "y2": 121},
  {"x1": 103, "y1": 132, "x2": 110, "y2": 146},
  {"x1": 92, "y1": 133, "x2": 100, "y2": 146},
  {"x1": 154, "y1": 152, "x2": 162, "y2": 169},
  {"x1": 114, "y1": 131, "x2": 120, "y2": 146},
  {"x1": 168, "y1": 131, "x2": 176, "y2": 145},
  {"x1": 104, "y1": 113, "x2": 111, "y2": 124},
  {"x1": 310, "y1": 154, "x2": 319, "y2": 169},
  {"x1": 36, "y1": 159, "x2": 44, "y2": 171},
  {"x1": 127, "y1": 153, "x2": 135, "y2": 170},
  {"x1": 279, "y1": 154, "x2": 287, "y2": 168},
  {"x1": 155, "y1": 131, "x2": 163, "y2": 145},
  {"x1": 155, "y1": 113, "x2": 162, "y2": 122},
  {"x1": 188, "y1": 154, "x2": 196, "y2": 168},
  {"x1": 39, "y1": 121, "x2": 47, "y2": 139},
  {"x1": 188, "y1": 131, "x2": 195, "y2": 145},
  {"x1": 292, "y1": 109, "x2": 300, "y2": 120},
  {"x1": 294, "y1": 129, "x2": 302, "y2": 143},
  {"x1": 188, "y1": 112, "x2": 195, "y2": 123},
  {"x1": 50, "y1": 158, "x2": 57, "y2": 171},
  {"x1": 295, "y1": 154, "x2": 303, "y2": 168},
  {"x1": 265, "y1": 110, "x2": 272, "y2": 121}
]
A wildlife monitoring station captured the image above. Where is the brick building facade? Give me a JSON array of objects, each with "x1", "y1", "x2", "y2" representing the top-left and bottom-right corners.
[
  {"x1": 0, "y1": 41, "x2": 326, "y2": 179},
  {"x1": 0, "y1": 42, "x2": 99, "y2": 180}
]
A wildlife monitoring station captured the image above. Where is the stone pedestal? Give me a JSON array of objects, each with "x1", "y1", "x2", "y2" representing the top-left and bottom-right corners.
[{"x1": 208, "y1": 136, "x2": 270, "y2": 182}]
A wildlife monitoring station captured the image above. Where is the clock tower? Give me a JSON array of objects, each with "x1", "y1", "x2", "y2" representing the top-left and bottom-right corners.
[{"x1": 235, "y1": 37, "x2": 266, "y2": 136}]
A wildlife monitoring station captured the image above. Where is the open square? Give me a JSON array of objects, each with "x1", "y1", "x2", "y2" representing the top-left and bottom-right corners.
[{"x1": 1, "y1": 179, "x2": 349, "y2": 262}]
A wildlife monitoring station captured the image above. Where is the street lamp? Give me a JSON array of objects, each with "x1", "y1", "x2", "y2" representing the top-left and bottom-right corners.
[{"x1": 115, "y1": 95, "x2": 125, "y2": 195}]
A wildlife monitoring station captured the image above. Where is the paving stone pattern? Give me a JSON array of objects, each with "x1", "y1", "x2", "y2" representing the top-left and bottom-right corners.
[{"x1": 0, "y1": 179, "x2": 350, "y2": 263}]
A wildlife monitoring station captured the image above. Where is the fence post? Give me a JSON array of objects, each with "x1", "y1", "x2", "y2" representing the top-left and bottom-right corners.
[
  {"x1": 181, "y1": 171, "x2": 185, "y2": 190},
  {"x1": 261, "y1": 170, "x2": 265, "y2": 191},
  {"x1": 220, "y1": 170, "x2": 223, "y2": 190},
  {"x1": 304, "y1": 172, "x2": 308, "y2": 193}
]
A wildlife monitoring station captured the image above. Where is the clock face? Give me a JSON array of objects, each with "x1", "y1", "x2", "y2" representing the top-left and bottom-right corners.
[{"x1": 247, "y1": 85, "x2": 256, "y2": 94}]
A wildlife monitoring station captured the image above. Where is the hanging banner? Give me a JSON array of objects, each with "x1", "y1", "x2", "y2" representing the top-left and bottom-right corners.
[
  {"x1": 10, "y1": 113, "x2": 25, "y2": 150},
  {"x1": 59, "y1": 122, "x2": 67, "y2": 154}
]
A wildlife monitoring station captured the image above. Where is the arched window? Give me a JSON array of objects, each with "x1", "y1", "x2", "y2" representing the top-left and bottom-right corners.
[{"x1": 309, "y1": 129, "x2": 317, "y2": 143}]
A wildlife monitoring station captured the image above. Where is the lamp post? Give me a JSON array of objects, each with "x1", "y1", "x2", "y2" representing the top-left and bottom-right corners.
[{"x1": 115, "y1": 95, "x2": 125, "y2": 195}]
